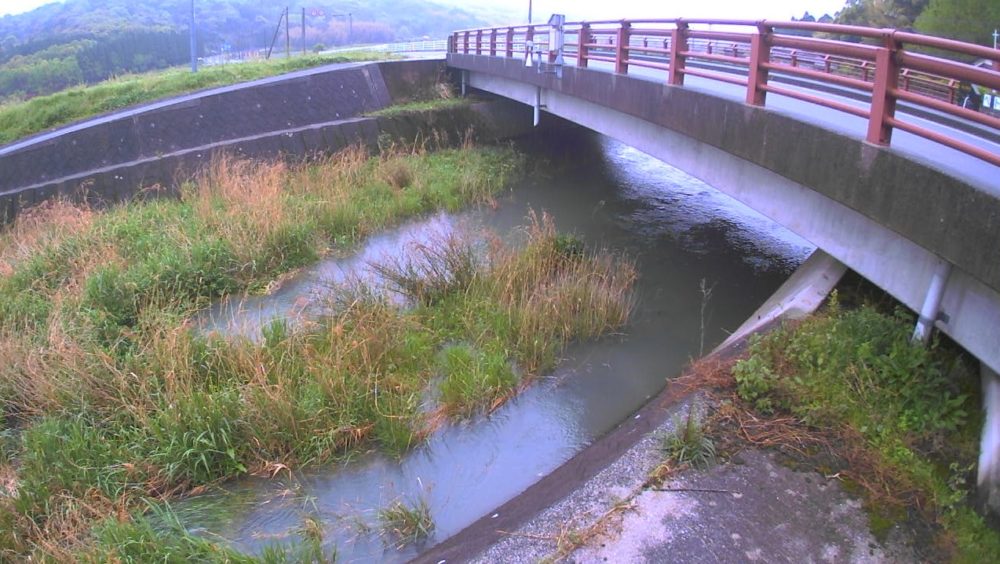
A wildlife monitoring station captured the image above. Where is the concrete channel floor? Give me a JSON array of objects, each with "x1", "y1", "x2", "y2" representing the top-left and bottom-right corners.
[{"x1": 470, "y1": 396, "x2": 920, "y2": 564}]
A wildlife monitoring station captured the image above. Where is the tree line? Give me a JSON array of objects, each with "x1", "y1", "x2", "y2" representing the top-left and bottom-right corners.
[
  {"x1": 802, "y1": 0, "x2": 1000, "y2": 48},
  {"x1": 0, "y1": 0, "x2": 490, "y2": 101},
  {"x1": 1, "y1": 29, "x2": 190, "y2": 98}
]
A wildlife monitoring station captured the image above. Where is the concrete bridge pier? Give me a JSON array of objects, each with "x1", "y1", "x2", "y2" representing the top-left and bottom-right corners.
[
  {"x1": 980, "y1": 365, "x2": 1000, "y2": 518},
  {"x1": 911, "y1": 260, "x2": 952, "y2": 345}
]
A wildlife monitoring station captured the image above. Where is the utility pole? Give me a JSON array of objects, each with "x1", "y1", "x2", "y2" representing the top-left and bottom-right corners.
[
  {"x1": 266, "y1": 8, "x2": 285, "y2": 60},
  {"x1": 994, "y1": 28, "x2": 999, "y2": 72},
  {"x1": 528, "y1": 0, "x2": 533, "y2": 23},
  {"x1": 302, "y1": 8, "x2": 306, "y2": 55},
  {"x1": 285, "y1": 7, "x2": 290, "y2": 59},
  {"x1": 189, "y1": 0, "x2": 197, "y2": 72}
]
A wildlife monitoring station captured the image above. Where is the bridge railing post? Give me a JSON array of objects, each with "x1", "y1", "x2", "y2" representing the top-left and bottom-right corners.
[
  {"x1": 489, "y1": 29, "x2": 497, "y2": 56},
  {"x1": 615, "y1": 21, "x2": 631, "y2": 74},
  {"x1": 463, "y1": 31, "x2": 469, "y2": 54},
  {"x1": 668, "y1": 21, "x2": 688, "y2": 86},
  {"x1": 475, "y1": 30, "x2": 483, "y2": 55},
  {"x1": 746, "y1": 23, "x2": 773, "y2": 106},
  {"x1": 506, "y1": 28, "x2": 514, "y2": 58},
  {"x1": 868, "y1": 32, "x2": 902, "y2": 145},
  {"x1": 526, "y1": 26, "x2": 535, "y2": 59},
  {"x1": 578, "y1": 23, "x2": 590, "y2": 68},
  {"x1": 448, "y1": 34, "x2": 455, "y2": 54}
]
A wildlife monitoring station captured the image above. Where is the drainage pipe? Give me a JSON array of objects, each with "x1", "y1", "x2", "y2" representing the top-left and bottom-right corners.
[
  {"x1": 980, "y1": 366, "x2": 1000, "y2": 517},
  {"x1": 534, "y1": 86, "x2": 542, "y2": 126}
]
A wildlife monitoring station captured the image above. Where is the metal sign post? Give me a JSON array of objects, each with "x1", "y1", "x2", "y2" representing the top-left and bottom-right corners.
[{"x1": 189, "y1": 0, "x2": 197, "y2": 72}]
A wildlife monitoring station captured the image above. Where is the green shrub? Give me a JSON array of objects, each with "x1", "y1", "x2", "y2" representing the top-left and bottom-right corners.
[
  {"x1": 16, "y1": 415, "x2": 138, "y2": 513},
  {"x1": 732, "y1": 346, "x2": 778, "y2": 414},
  {"x1": 144, "y1": 390, "x2": 247, "y2": 485},
  {"x1": 437, "y1": 342, "x2": 516, "y2": 417},
  {"x1": 93, "y1": 508, "x2": 255, "y2": 563}
]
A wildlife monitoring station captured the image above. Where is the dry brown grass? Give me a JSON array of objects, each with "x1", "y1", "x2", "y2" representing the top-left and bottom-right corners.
[
  {"x1": 500, "y1": 498, "x2": 636, "y2": 563},
  {"x1": 674, "y1": 350, "x2": 926, "y2": 517},
  {"x1": 292, "y1": 143, "x2": 370, "y2": 200},
  {"x1": 0, "y1": 488, "x2": 123, "y2": 561},
  {"x1": 0, "y1": 465, "x2": 15, "y2": 498},
  {"x1": 0, "y1": 299, "x2": 176, "y2": 422},
  {"x1": 490, "y1": 211, "x2": 636, "y2": 374},
  {"x1": 380, "y1": 157, "x2": 415, "y2": 189},
  {"x1": 188, "y1": 154, "x2": 289, "y2": 261},
  {"x1": 0, "y1": 199, "x2": 93, "y2": 277}
]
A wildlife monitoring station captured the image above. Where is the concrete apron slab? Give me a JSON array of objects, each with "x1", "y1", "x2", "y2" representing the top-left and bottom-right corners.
[{"x1": 412, "y1": 250, "x2": 866, "y2": 563}]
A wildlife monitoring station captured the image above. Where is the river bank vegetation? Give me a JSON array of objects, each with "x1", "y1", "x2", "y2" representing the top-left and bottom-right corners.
[
  {"x1": 0, "y1": 143, "x2": 636, "y2": 559},
  {"x1": 684, "y1": 289, "x2": 1000, "y2": 562},
  {"x1": 0, "y1": 50, "x2": 387, "y2": 146}
]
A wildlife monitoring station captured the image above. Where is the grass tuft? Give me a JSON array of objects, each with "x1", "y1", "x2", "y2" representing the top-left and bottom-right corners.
[
  {"x1": 378, "y1": 498, "x2": 434, "y2": 547},
  {"x1": 660, "y1": 408, "x2": 716, "y2": 470}
]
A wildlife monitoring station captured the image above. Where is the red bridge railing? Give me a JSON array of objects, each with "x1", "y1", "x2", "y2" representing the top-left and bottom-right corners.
[{"x1": 449, "y1": 19, "x2": 1000, "y2": 168}]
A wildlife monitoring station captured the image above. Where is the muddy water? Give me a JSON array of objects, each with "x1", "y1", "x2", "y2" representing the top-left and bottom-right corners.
[{"x1": 174, "y1": 129, "x2": 813, "y2": 561}]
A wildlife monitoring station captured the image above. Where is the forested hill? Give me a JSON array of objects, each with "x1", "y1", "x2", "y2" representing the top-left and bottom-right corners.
[{"x1": 0, "y1": 0, "x2": 514, "y2": 100}]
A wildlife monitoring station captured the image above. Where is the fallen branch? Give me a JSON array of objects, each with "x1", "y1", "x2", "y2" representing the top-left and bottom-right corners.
[{"x1": 652, "y1": 487, "x2": 736, "y2": 494}]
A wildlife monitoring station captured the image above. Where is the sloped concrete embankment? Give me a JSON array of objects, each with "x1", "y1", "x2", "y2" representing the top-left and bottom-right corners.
[{"x1": 0, "y1": 60, "x2": 533, "y2": 222}]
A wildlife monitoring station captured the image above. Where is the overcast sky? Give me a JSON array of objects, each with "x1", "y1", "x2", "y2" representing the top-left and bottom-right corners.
[
  {"x1": 472, "y1": 0, "x2": 846, "y2": 21},
  {"x1": 2, "y1": 0, "x2": 848, "y2": 21}
]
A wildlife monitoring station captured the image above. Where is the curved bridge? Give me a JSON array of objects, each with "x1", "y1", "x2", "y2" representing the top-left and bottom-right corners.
[{"x1": 447, "y1": 18, "x2": 1000, "y2": 378}]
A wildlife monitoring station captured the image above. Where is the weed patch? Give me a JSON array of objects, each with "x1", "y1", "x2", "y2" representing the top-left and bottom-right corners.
[
  {"x1": 721, "y1": 296, "x2": 996, "y2": 561},
  {"x1": 379, "y1": 498, "x2": 434, "y2": 547},
  {"x1": 661, "y1": 408, "x2": 716, "y2": 470}
]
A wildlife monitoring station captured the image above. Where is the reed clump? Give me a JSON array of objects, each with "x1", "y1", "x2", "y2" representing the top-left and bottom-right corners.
[
  {"x1": 375, "y1": 211, "x2": 637, "y2": 416},
  {"x1": 379, "y1": 498, "x2": 434, "y2": 547}
]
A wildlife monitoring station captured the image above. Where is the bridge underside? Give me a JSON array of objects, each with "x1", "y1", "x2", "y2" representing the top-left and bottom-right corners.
[{"x1": 450, "y1": 54, "x2": 1000, "y2": 375}]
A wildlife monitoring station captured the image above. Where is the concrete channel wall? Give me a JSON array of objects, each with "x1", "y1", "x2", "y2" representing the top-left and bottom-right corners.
[{"x1": 0, "y1": 59, "x2": 533, "y2": 221}]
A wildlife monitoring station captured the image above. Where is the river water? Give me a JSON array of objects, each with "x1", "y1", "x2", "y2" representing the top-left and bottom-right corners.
[{"x1": 175, "y1": 127, "x2": 813, "y2": 561}]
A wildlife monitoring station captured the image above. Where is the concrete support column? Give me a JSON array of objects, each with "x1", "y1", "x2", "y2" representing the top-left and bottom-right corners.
[
  {"x1": 533, "y1": 86, "x2": 542, "y2": 126},
  {"x1": 911, "y1": 260, "x2": 951, "y2": 344},
  {"x1": 979, "y1": 365, "x2": 1000, "y2": 517}
]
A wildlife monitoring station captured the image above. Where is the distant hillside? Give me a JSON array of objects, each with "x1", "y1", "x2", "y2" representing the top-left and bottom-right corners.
[{"x1": 0, "y1": 0, "x2": 512, "y2": 100}]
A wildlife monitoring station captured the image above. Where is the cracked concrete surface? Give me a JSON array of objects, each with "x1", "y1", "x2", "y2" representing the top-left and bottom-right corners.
[
  {"x1": 471, "y1": 397, "x2": 919, "y2": 564},
  {"x1": 572, "y1": 449, "x2": 916, "y2": 563}
]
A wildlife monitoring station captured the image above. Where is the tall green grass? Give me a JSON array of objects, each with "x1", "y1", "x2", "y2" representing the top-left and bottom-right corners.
[{"x1": 0, "y1": 51, "x2": 388, "y2": 145}]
